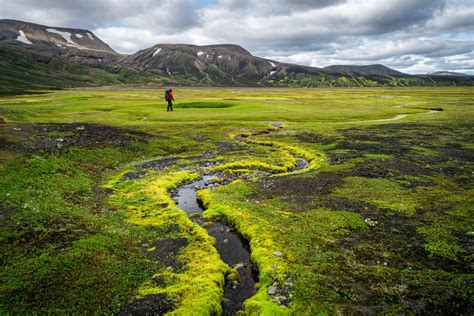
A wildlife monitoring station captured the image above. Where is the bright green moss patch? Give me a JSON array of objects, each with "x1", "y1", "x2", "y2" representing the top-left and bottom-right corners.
[
  {"x1": 334, "y1": 176, "x2": 419, "y2": 213},
  {"x1": 0, "y1": 150, "x2": 153, "y2": 314},
  {"x1": 106, "y1": 170, "x2": 230, "y2": 314},
  {"x1": 198, "y1": 181, "x2": 368, "y2": 314}
]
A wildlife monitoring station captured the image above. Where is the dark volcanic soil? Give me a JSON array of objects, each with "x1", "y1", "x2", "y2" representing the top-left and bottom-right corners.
[
  {"x1": 118, "y1": 294, "x2": 175, "y2": 316},
  {"x1": 2, "y1": 122, "x2": 153, "y2": 154}
]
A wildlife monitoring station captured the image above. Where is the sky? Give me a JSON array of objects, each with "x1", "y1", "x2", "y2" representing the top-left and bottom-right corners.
[{"x1": 1, "y1": 0, "x2": 473, "y2": 74}]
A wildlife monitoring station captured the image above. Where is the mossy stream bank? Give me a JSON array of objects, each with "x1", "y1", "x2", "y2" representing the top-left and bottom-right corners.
[{"x1": 116, "y1": 123, "x2": 319, "y2": 315}]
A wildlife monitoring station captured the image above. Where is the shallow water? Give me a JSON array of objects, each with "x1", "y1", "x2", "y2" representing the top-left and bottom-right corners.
[{"x1": 174, "y1": 176, "x2": 257, "y2": 315}]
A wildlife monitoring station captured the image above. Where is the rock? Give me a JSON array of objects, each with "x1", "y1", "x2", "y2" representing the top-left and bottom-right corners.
[
  {"x1": 274, "y1": 251, "x2": 283, "y2": 257},
  {"x1": 274, "y1": 295, "x2": 288, "y2": 304},
  {"x1": 270, "y1": 122, "x2": 282, "y2": 128},
  {"x1": 223, "y1": 239, "x2": 229, "y2": 245},
  {"x1": 76, "y1": 126, "x2": 85, "y2": 130},
  {"x1": 267, "y1": 286, "x2": 277, "y2": 295},
  {"x1": 234, "y1": 262, "x2": 245, "y2": 269}
]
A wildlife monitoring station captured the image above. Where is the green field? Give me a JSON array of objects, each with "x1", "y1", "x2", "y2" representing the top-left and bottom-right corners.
[{"x1": 1, "y1": 87, "x2": 473, "y2": 314}]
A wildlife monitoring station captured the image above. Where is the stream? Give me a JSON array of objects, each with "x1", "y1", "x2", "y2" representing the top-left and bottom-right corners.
[
  {"x1": 172, "y1": 152, "x2": 310, "y2": 314},
  {"x1": 173, "y1": 176, "x2": 258, "y2": 315},
  {"x1": 159, "y1": 116, "x2": 316, "y2": 316}
]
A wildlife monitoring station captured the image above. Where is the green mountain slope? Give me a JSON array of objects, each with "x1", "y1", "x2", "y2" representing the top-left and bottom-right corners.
[{"x1": 0, "y1": 47, "x2": 128, "y2": 95}]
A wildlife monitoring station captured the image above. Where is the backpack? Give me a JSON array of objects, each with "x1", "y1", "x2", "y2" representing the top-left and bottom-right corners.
[{"x1": 164, "y1": 90, "x2": 170, "y2": 101}]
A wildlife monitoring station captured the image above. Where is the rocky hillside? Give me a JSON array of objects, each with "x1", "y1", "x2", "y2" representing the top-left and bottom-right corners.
[
  {"x1": 121, "y1": 43, "x2": 331, "y2": 86},
  {"x1": 0, "y1": 19, "x2": 122, "y2": 67}
]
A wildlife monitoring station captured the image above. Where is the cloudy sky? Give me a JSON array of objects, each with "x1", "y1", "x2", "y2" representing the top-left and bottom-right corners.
[{"x1": 1, "y1": 0, "x2": 473, "y2": 74}]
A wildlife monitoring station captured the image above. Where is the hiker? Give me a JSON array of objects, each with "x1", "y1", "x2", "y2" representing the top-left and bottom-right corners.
[{"x1": 165, "y1": 89, "x2": 175, "y2": 111}]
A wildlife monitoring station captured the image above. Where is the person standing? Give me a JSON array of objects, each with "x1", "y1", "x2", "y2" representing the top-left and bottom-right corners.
[{"x1": 165, "y1": 89, "x2": 175, "y2": 112}]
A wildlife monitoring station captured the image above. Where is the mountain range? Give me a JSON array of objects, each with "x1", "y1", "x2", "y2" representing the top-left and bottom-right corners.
[{"x1": 1, "y1": 19, "x2": 473, "y2": 94}]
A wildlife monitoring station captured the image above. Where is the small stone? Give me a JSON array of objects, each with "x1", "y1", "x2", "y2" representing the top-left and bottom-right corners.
[
  {"x1": 274, "y1": 295, "x2": 287, "y2": 304},
  {"x1": 234, "y1": 262, "x2": 245, "y2": 269},
  {"x1": 223, "y1": 239, "x2": 229, "y2": 245},
  {"x1": 13, "y1": 127, "x2": 21, "y2": 131},
  {"x1": 76, "y1": 126, "x2": 85, "y2": 130},
  {"x1": 56, "y1": 138, "x2": 64, "y2": 142},
  {"x1": 274, "y1": 251, "x2": 283, "y2": 257},
  {"x1": 267, "y1": 286, "x2": 277, "y2": 295}
]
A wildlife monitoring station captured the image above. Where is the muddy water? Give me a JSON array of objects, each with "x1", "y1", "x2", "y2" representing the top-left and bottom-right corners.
[{"x1": 174, "y1": 176, "x2": 257, "y2": 315}]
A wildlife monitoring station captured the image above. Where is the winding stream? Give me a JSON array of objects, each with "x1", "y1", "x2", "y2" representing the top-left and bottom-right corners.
[
  {"x1": 171, "y1": 133, "x2": 310, "y2": 314},
  {"x1": 173, "y1": 176, "x2": 258, "y2": 315}
]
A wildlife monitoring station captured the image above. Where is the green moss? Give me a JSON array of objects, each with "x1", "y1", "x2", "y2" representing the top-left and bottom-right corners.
[
  {"x1": 242, "y1": 288, "x2": 289, "y2": 315},
  {"x1": 105, "y1": 170, "x2": 230, "y2": 314},
  {"x1": 2, "y1": 87, "x2": 473, "y2": 314},
  {"x1": 334, "y1": 177, "x2": 419, "y2": 213}
]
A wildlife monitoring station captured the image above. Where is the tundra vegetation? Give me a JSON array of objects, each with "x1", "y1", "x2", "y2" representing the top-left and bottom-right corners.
[{"x1": 1, "y1": 87, "x2": 473, "y2": 314}]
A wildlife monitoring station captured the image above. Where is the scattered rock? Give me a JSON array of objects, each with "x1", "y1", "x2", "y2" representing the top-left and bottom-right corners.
[
  {"x1": 234, "y1": 262, "x2": 246, "y2": 269},
  {"x1": 267, "y1": 286, "x2": 278, "y2": 295},
  {"x1": 274, "y1": 251, "x2": 283, "y2": 257}
]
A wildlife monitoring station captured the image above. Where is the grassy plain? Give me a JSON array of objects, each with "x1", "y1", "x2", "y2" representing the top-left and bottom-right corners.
[{"x1": 1, "y1": 87, "x2": 473, "y2": 314}]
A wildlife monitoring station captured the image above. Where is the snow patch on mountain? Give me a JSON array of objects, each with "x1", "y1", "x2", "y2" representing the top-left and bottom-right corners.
[
  {"x1": 197, "y1": 51, "x2": 204, "y2": 57},
  {"x1": 87, "y1": 33, "x2": 94, "y2": 40},
  {"x1": 269, "y1": 61, "x2": 276, "y2": 67},
  {"x1": 270, "y1": 70, "x2": 277, "y2": 76},
  {"x1": 153, "y1": 48, "x2": 162, "y2": 57},
  {"x1": 46, "y1": 28, "x2": 75, "y2": 44},
  {"x1": 75, "y1": 33, "x2": 83, "y2": 38},
  {"x1": 16, "y1": 30, "x2": 32, "y2": 45}
]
